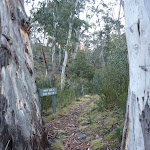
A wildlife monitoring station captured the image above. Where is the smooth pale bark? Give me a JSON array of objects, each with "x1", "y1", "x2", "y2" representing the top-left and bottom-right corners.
[
  {"x1": 59, "y1": 45, "x2": 62, "y2": 65},
  {"x1": 122, "y1": 0, "x2": 150, "y2": 149},
  {"x1": 73, "y1": 29, "x2": 81, "y2": 59},
  {"x1": 61, "y1": 50, "x2": 68, "y2": 89},
  {"x1": 61, "y1": 0, "x2": 79, "y2": 90},
  {"x1": 0, "y1": 0, "x2": 48, "y2": 149},
  {"x1": 96, "y1": 14, "x2": 105, "y2": 71},
  {"x1": 100, "y1": 48, "x2": 105, "y2": 71},
  {"x1": 61, "y1": 18, "x2": 73, "y2": 89},
  {"x1": 73, "y1": 6, "x2": 81, "y2": 59},
  {"x1": 52, "y1": 4, "x2": 57, "y2": 75}
]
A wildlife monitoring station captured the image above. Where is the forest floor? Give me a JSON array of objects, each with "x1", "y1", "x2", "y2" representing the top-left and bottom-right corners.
[{"x1": 44, "y1": 95, "x2": 124, "y2": 150}]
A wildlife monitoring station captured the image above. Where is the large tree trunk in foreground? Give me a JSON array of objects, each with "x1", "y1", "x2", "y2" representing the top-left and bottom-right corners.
[
  {"x1": 122, "y1": 0, "x2": 150, "y2": 149},
  {"x1": 0, "y1": 0, "x2": 48, "y2": 149}
]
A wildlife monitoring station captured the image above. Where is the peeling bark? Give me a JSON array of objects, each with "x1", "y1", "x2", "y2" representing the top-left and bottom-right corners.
[
  {"x1": 121, "y1": 94, "x2": 129, "y2": 150},
  {"x1": 0, "y1": 0, "x2": 49, "y2": 149},
  {"x1": 123, "y1": 0, "x2": 150, "y2": 149},
  {"x1": 139, "y1": 102, "x2": 150, "y2": 149}
]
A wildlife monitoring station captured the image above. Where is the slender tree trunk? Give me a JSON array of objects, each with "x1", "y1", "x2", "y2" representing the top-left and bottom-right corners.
[
  {"x1": 0, "y1": 0, "x2": 49, "y2": 149},
  {"x1": 73, "y1": 29, "x2": 81, "y2": 59},
  {"x1": 39, "y1": 39, "x2": 51, "y2": 85},
  {"x1": 122, "y1": 0, "x2": 150, "y2": 149},
  {"x1": 52, "y1": 3, "x2": 56, "y2": 75},
  {"x1": 61, "y1": 50, "x2": 68, "y2": 90},
  {"x1": 61, "y1": 13, "x2": 73, "y2": 90},
  {"x1": 99, "y1": 42, "x2": 105, "y2": 71},
  {"x1": 59, "y1": 45, "x2": 62, "y2": 65},
  {"x1": 61, "y1": 0, "x2": 79, "y2": 90}
]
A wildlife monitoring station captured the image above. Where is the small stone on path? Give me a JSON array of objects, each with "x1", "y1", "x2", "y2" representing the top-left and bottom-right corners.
[{"x1": 76, "y1": 134, "x2": 87, "y2": 141}]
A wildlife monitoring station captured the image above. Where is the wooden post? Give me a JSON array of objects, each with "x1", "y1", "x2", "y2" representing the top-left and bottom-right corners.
[
  {"x1": 38, "y1": 88, "x2": 57, "y2": 114},
  {"x1": 52, "y1": 95, "x2": 56, "y2": 113}
]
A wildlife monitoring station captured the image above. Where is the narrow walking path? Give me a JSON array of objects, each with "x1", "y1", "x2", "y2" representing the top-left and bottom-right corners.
[
  {"x1": 45, "y1": 95, "x2": 123, "y2": 150},
  {"x1": 45, "y1": 96, "x2": 95, "y2": 150}
]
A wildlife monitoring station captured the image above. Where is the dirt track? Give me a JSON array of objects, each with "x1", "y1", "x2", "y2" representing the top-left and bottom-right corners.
[{"x1": 45, "y1": 97, "x2": 94, "y2": 150}]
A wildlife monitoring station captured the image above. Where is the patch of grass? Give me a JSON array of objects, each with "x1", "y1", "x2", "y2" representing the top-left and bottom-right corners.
[
  {"x1": 52, "y1": 140, "x2": 64, "y2": 150},
  {"x1": 43, "y1": 95, "x2": 95, "y2": 122},
  {"x1": 104, "y1": 117, "x2": 118, "y2": 127},
  {"x1": 110, "y1": 141, "x2": 118, "y2": 149},
  {"x1": 104, "y1": 133, "x2": 115, "y2": 141},
  {"x1": 43, "y1": 114, "x2": 58, "y2": 122},
  {"x1": 58, "y1": 135, "x2": 66, "y2": 140},
  {"x1": 78, "y1": 116, "x2": 86, "y2": 123},
  {"x1": 77, "y1": 96, "x2": 124, "y2": 149},
  {"x1": 90, "y1": 123, "x2": 101, "y2": 131},
  {"x1": 113, "y1": 126, "x2": 123, "y2": 142},
  {"x1": 94, "y1": 98, "x2": 105, "y2": 111},
  {"x1": 91, "y1": 139, "x2": 105, "y2": 150},
  {"x1": 57, "y1": 130, "x2": 65, "y2": 134},
  {"x1": 87, "y1": 135, "x2": 94, "y2": 141},
  {"x1": 79, "y1": 125, "x2": 89, "y2": 130},
  {"x1": 101, "y1": 128, "x2": 111, "y2": 134}
]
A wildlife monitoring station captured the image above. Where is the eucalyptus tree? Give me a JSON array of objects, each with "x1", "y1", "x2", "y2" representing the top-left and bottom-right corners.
[
  {"x1": 32, "y1": 0, "x2": 89, "y2": 89},
  {"x1": 122, "y1": 0, "x2": 150, "y2": 149},
  {"x1": 0, "y1": 0, "x2": 48, "y2": 149},
  {"x1": 90, "y1": 1, "x2": 119, "y2": 70},
  {"x1": 60, "y1": 0, "x2": 80, "y2": 89},
  {"x1": 70, "y1": 51, "x2": 94, "y2": 95}
]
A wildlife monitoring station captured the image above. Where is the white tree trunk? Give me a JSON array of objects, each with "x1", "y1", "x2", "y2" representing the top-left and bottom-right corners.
[
  {"x1": 99, "y1": 48, "x2": 105, "y2": 71},
  {"x1": 61, "y1": 14, "x2": 73, "y2": 90},
  {"x1": 123, "y1": 0, "x2": 150, "y2": 149},
  {"x1": 52, "y1": 6, "x2": 56, "y2": 75},
  {"x1": 61, "y1": 50, "x2": 68, "y2": 89},
  {"x1": 73, "y1": 29, "x2": 81, "y2": 59},
  {"x1": 61, "y1": 0, "x2": 79, "y2": 90},
  {"x1": 59, "y1": 45, "x2": 62, "y2": 65},
  {"x1": 52, "y1": 37, "x2": 56, "y2": 72},
  {"x1": 0, "y1": 0, "x2": 48, "y2": 149}
]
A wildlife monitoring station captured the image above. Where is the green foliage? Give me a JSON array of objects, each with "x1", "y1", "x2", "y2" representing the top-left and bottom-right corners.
[
  {"x1": 94, "y1": 98, "x2": 105, "y2": 112},
  {"x1": 36, "y1": 79, "x2": 53, "y2": 110},
  {"x1": 67, "y1": 51, "x2": 95, "y2": 95},
  {"x1": 70, "y1": 51, "x2": 94, "y2": 80},
  {"x1": 36, "y1": 77, "x2": 77, "y2": 111},
  {"x1": 32, "y1": 0, "x2": 89, "y2": 48},
  {"x1": 52, "y1": 140, "x2": 64, "y2": 150},
  {"x1": 90, "y1": 35, "x2": 128, "y2": 113},
  {"x1": 114, "y1": 126, "x2": 123, "y2": 142},
  {"x1": 57, "y1": 88, "x2": 76, "y2": 108},
  {"x1": 91, "y1": 139, "x2": 105, "y2": 150},
  {"x1": 90, "y1": 72, "x2": 102, "y2": 94},
  {"x1": 114, "y1": 105, "x2": 124, "y2": 120}
]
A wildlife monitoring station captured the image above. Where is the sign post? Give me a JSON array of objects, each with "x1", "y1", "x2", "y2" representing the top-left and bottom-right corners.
[{"x1": 38, "y1": 88, "x2": 57, "y2": 113}]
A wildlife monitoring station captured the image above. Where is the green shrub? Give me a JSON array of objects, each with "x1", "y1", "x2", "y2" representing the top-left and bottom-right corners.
[
  {"x1": 94, "y1": 98, "x2": 105, "y2": 112},
  {"x1": 114, "y1": 126, "x2": 123, "y2": 142}
]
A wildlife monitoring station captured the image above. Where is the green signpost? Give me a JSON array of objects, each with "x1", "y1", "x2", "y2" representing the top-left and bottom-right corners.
[{"x1": 38, "y1": 88, "x2": 57, "y2": 113}]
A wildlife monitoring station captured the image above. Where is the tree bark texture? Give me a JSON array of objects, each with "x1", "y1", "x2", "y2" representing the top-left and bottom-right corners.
[
  {"x1": 61, "y1": 0, "x2": 79, "y2": 90},
  {"x1": 73, "y1": 29, "x2": 81, "y2": 59},
  {"x1": 52, "y1": 4, "x2": 56, "y2": 75},
  {"x1": 61, "y1": 50, "x2": 68, "y2": 90},
  {"x1": 61, "y1": 13, "x2": 73, "y2": 90},
  {"x1": 0, "y1": 0, "x2": 48, "y2": 149},
  {"x1": 123, "y1": 0, "x2": 150, "y2": 149}
]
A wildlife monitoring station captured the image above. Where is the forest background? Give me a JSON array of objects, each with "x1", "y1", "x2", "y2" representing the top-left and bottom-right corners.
[{"x1": 25, "y1": 0, "x2": 128, "y2": 148}]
